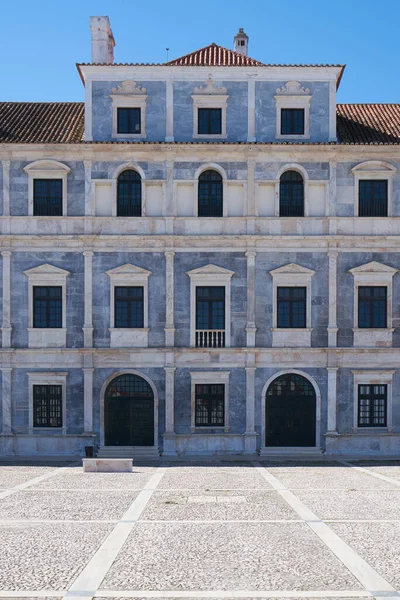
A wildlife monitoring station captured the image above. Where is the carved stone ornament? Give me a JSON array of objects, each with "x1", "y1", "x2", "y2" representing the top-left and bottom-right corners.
[
  {"x1": 193, "y1": 77, "x2": 227, "y2": 95},
  {"x1": 111, "y1": 80, "x2": 147, "y2": 95},
  {"x1": 275, "y1": 81, "x2": 311, "y2": 95}
]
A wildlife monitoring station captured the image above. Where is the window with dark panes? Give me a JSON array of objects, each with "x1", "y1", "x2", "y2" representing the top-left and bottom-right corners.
[
  {"x1": 117, "y1": 107, "x2": 141, "y2": 134},
  {"x1": 277, "y1": 287, "x2": 307, "y2": 328},
  {"x1": 279, "y1": 170, "x2": 304, "y2": 217},
  {"x1": 195, "y1": 383, "x2": 225, "y2": 426},
  {"x1": 281, "y1": 108, "x2": 305, "y2": 135},
  {"x1": 198, "y1": 169, "x2": 223, "y2": 217},
  {"x1": 33, "y1": 385, "x2": 62, "y2": 427},
  {"x1": 33, "y1": 179, "x2": 63, "y2": 216},
  {"x1": 117, "y1": 170, "x2": 142, "y2": 216},
  {"x1": 358, "y1": 286, "x2": 387, "y2": 328},
  {"x1": 358, "y1": 384, "x2": 387, "y2": 427},
  {"x1": 115, "y1": 286, "x2": 144, "y2": 328},
  {"x1": 359, "y1": 180, "x2": 388, "y2": 217},
  {"x1": 198, "y1": 108, "x2": 222, "y2": 135},
  {"x1": 196, "y1": 287, "x2": 225, "y2": 330},
  {"x1": 33, "y1": 286, "x2": 62, "y2": 328}
]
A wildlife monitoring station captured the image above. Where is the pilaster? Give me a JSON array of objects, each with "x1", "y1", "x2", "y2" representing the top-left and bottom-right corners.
[
  {"x1": 84, "y1": 160, "x2": 93, "y2": 216},
  {"x1": 244, "y1": 363, "x2": 257, "y2": 454},
  {"x1": 165, "y1": 80, "x2": 174, "y2": 142},
  {"x1": 247, "y1": 80, "x2": 256, "y2": 142},
  {"x1": 328, "y1": 250, "x2": 338, "y2": 347},
  {"x1": 1, "y1": 367, "x2": 12, "y2": 434},
  {"x1": 83, "y1": 251, "x2": 94, "y2": 348},
  {"x1": 1, "y1": 250, "x2": 12, "y2": 347},
  {"x1": 83, "y1": 367, "x2": 94, "y2": 434},
  {"x1": 164, "y1": 251, "x2": 175, "y2": 346},
  {"x1": 84, "y1": 80, "x2": 93, "y2": 141},
  {"x1": 165, "y1": 160, "x2": 174, "y2": 217},
  {"x1": 326, "y1": 367, "x2": 338, "y2": 434},
  {"x1": 245, "y1": 251, "x2": 257, "y2": 347},
  {"x1": 2, "y1": 161, "x2": 10, "y2": 216},
  {"x1": 163, "y1": 365, "x2": 177, "y2": 455}
]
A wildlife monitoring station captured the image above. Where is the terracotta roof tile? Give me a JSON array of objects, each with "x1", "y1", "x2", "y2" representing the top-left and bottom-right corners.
[
  {"x1": 165, "y1": 43, "x2": 266, "y2": 66},
  {"x1": 0, "y1": 102, "x2": 84, "y2": 143},
  {"x1": 1, "y1": 101, "x2": 400, "y2": 145},
  {"x1": 337, "y1": 104, "x2": 400, "y2": 144}
]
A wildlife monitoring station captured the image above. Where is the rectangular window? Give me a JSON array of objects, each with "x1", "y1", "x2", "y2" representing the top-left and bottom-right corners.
[
  {"x1": 117, "y1": 107, "x2": 141, "y2": 134},
  {"x1": 196, "y1": 287, "x2": 225, "y2": 329},
  {"x1": 114, "y1": 286, "x2": 144, "y2": 328},
  {"x1": 358, "y1": 384, "x2": 387, "y2": 427},
  {"x1": 33, "y1": 179, "x2": 63, "y2": 216},
  {"x1": 281, "y1": 108, "x2": 305, "y2": 135},
  {"x1": 198, "y1": 108, "x2": 222, "y2": 135},
  {"x1": 33, "y1": 384, "x2": 62, "y2": 427},
  {"x1": 277, "y1": 287, "x2": 306, "y2": 328},
  {"x1": 195, "y1": 383, "x2": 225, "y2": 426},
  {"x1": 359, "y1": 180, "x2": 388, "y2": 217},
  {"x1": 358, "y1": 286, "x2": 387, "y2": 328},
  {"x1": 33, "y1": 286, "x2": 62, "y2": 328}
]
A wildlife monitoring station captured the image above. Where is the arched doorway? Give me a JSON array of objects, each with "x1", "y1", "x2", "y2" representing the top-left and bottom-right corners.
[
  {"x1": 265, "y1": 373, "x2": 316, "y2": 447},
  {"x1": 105, "y1": 374, "x2": 154, "y2": 446}
]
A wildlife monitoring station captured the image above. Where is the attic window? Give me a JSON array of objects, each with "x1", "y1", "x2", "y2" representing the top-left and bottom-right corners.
[{"x1": 117, "y1": 108, "x2": 141, "y2": 134}]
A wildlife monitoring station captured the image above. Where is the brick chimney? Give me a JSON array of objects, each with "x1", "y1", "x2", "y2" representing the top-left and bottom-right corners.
[
  {"x1": 90, "y1": 16, "x2": 115, "y2": 64},
  {"x1": 234, "y1": 28, "x2": 249, "y2": 56}
]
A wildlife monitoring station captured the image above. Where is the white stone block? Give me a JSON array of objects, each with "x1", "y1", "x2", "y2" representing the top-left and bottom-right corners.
[{"x1": 82, "y1": 458, "x2": 133, "y2": 472}]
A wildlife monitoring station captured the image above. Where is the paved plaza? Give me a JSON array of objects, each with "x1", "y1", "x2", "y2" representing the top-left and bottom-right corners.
[{"x1": 0, "y1": 461, "x2": 400, "y2": 599}]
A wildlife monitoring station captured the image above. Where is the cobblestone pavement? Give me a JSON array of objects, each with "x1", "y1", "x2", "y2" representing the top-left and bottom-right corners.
[{"x1": 0, "y1": 461, "x2": 400, "y2": 600}]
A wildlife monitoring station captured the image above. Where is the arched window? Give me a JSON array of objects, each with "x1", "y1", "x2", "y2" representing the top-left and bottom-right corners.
[
  {"x1": 198, "y1": 170, "x2": 223, "y2": 217},
  {"x1": 279, "y1": 170, "x2": 304, "y2": 217},
  {"x1": 117, "y1": 170, "x2": 142, "y2": 216}
]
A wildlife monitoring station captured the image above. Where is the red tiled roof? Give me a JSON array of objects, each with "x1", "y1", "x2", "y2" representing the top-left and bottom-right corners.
[
  {"x1": 337, "y1": 104, "x2": 400, "y2": 144},
  {"x1": 0, "y1": 102, "x2": 84, "y2": 143},
  {"x1": 165, "y1": 43, "x2": 266, "y2": 66},
  {"x1": 1, "y1": 101, "x2": 400, "y2": 145}
]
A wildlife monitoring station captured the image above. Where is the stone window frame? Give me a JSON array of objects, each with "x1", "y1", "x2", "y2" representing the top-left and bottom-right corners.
[
  {"x1": 191, "y1": 79, "x2": 229, "y2": 140},
  {"x1": 269, "y1": 263, "x2": 315, "y2": 348},
  {"x1": 351, "y1": 370, "x2": 395, "y2": 433},
  {"x1": 187, "y1": 264, "x2": 234, "y2": 348},
  {"x1": 274, "y1": 81, "x2": 312, "y2": 140},
  {"x1": 24, "y1": 160, "x2": 71, "y2": 216},
  {"x1": 190, "y1": 370, "x2": 230, "y2": 433},
  {"x1": 349, "y1": 261, "x2": 398, "y2": 348},
  {"x1": 27, "y1": 371, "x2": 68, "y2": 434},
  {"x1": 110, "y1": 80, "x2": 148, "y2": 140},
  {"x1": 351, "y1": 161, "x2": 396, "y2": 217},
  {"x1": 106, "y1": 263, "x2": 152, "y2": 348},
  {"x1": 24, "y1": 264, "x2": 70, "y2": 348}
]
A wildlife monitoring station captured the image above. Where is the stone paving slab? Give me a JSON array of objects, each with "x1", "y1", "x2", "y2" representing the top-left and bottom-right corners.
[
  {"x1": 0, "y1": 468, "x2": 59, "y2": 489},
  {"x1": 293, "y1": 489, "x2": 400, "y2": 520},
  {"x1": 330, "y1": 521, "x2": 400, "y2": 589},
  {"x1": 140, "y1": 490, "x2": 298, "y2": 521},
  {"x1": 0, "y1": 522, "x2": 113, "y2": 590},
  {"x1": 354, "y1": 464, "x2": 400, "y2": 483},
  {"x1": 264, "y1": 465, "x2": 396, "y2": 490},
  {"x1": 31, "y1": 468, "x2": 155, "y2": 490},
  {"x1": 100, "y1": 522, "x2": 361, "y2": 591},
  {"x1": 0, "y1": 490, "x2": 139, "y2": 521},
  {"x1": 157, "y1": 470, "x2": 273, "y2": 490}
]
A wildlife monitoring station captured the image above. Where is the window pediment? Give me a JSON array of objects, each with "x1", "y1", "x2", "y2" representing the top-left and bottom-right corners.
[
  {"x1": 269, "y1": 263, "x2": 315, "y2": 277},
  {"x1": 351, "y1": 161, "x2": 396, "y2": 175},
  {"x1": 24, "y1": 263, "x2": 70, "y2": 278},
  {"x1": 349, "y1": 261, "x2": 398, "y2": 277},
  {"x1": 192, "y1": 78, "x2": 227, "y2": 96},
  {"x1": 24, "y1": 160, "x2": 71, "y2": 174},
  {"x1": 106, "y1": 263, "x2": 152, "y2": 278},
  {"x1": 187, "y1": 264, "x2": 234, "y2": 278},
  {"x1": 275, "y1": 81, "x2": 311, "y2": 96},
  {"x1": 110, "y1": 80, "x2": 147, "y2": 97}
]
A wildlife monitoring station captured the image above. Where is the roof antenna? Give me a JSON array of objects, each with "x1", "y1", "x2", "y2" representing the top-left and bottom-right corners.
[{"x1": 166, "y1": 47, "x2": 170, "y2": 61}]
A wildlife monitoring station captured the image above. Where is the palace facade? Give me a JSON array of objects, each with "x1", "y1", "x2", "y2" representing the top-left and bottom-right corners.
[{"x1": 1, "y1": 17, "x2": 400, "y2": 457}]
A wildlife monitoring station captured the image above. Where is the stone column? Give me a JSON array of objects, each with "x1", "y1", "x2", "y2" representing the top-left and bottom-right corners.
[
  {"x1": 326, "y1": 367, "x2": 338, "y2": 433},
  {"x1": 328, "y1": 250, "x2": 338, "y2": 347},
  {"x1": 244, "y1": 366, "x2": 257, "y2": 454},
  {"x1": 83, "y1": 367, "x2": 94, "y2": 434},
  {"x1": 247, "y1": 80, "x2": 256, "y2": 142},
  {"x1": 165, "y1": 251, "x2": 175, "y2": 346},
  {"x1": 1, "y1": 250, "x2": 12, "y2": 347},
  {"x1": 245, "y1": 251, "x2": 257, "y2": 347},
  {"x1": 2, "y1": 161, "x2": 10, "y2": 216},
  {"x1": 1, "y1": 368, "x2": 12, "y2": 434},
  {"x1": 165, "y1": 80, "x2": 174, "y2": 142},
  {"x1": 163, "y1": 366, "x2": 177, "y2": 455},
  {"x1": 83, "y1": 251, "x2": 94, "y2": 348}
]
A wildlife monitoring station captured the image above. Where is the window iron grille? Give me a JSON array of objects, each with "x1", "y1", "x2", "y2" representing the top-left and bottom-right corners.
[
  {"x1": 33, "y1": 179, "x2": 63, "y2": 216},
  {"x1": 198, "y1": 170, "x2": 223, "y2": 217},
  {"x1": 359, "y1": 180, "x2": 388, "y2": 217},
  {"x1": 117, "y1": 170, "x2": 142, "y2": 217},
  {"x1": 358, "y1": 384, "x2": 387, "y2": 427},
  {"x1": 33, "y1": 384, "x2": 62, "y2": 428},
  {"x1": 195, "y1": 383, "x2": 225, "y2": 426},
  {"x1": 279, "y1": 170, "x2": 304, "y2": 217}
]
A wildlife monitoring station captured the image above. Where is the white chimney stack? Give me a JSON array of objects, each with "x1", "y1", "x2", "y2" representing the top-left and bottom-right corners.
[
  {"x1": 90, "y1": 16, "x2": 115, "y2": 64},
  {"x1": 234, "y1": 28, "x2": 249, "y2": 56}
]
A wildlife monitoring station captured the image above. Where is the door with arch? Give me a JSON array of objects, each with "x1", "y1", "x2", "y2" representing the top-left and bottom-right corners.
[
  {"x1": 105, "y1": 374, "x2": 154, "y2": 446},
  {"x1": 265, "y1": 373, "x2": 316, "y2": 447}
]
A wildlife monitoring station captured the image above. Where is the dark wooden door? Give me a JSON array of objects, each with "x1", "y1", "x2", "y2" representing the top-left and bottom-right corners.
[
  {"x1": 105, "y1": 375, "x2": 154, "y2": 446},
  {"x1": 265, "y1": 374, "x2": 316, "y2": 447}
]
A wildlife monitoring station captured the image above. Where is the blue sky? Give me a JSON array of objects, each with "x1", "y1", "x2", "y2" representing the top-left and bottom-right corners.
[{"x1": 1, "y1": 0, "x2": 399, "y2": 104}]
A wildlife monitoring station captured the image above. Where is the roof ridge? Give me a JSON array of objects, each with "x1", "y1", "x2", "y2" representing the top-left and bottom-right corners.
[{"x1": 165, "y1": 41, "x2": 266, "y2": 67}]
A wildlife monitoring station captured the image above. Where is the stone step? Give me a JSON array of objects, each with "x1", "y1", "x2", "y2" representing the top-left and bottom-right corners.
[{"x1": 96, "y1": 446, "x2": 160, "y2": 458}]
